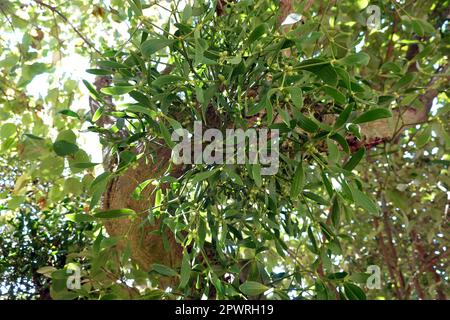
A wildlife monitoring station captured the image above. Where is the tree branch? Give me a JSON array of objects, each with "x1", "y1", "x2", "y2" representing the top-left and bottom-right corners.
[
  {"x1": 33, "y1": 0, "x2": 102, "y2": 55},
  {"x1": 381, "y1": 196, "x2": 406, "y2": 298}
]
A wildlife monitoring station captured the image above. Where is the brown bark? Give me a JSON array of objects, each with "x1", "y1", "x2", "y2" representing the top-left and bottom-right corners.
[
  {"x1": 381, "y1": 202, "x2": 406, "y2": 298},
  {"x1": 373, "y1": 218, "x2": 402, "y2": 299},
  {"x1": 102, "y1": 147, "x2": 183, "y2": 286}
]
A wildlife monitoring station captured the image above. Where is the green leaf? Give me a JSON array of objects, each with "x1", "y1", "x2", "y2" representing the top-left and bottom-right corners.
[
  {"x1": 53, "y1": 141, "x2": 79, "y2": 156},
  {"x1": 71, "y1": 162, "x2": 100, "y2": 169},
  {"x1": 247, "y1": 99, "x2": 267, "y2": 116},
  {"x1": 331, "y1": 197, "x2": 341, "y2": 227},
  {"x1": 320, "y1": 221, "x2": 334, "y2": 240},
  {"x1": 322, "y1": 171, "x2": 333, "y2": 198},
  {"x1": 18, "y1": 62, "x2": 52, "y2": 87},
  {"x1": 347, "y1": 123, "x2": 361, "y2": 139},
  {"x1": 82, "y1": 80, "x2": 101, "y2": 100},
  {"x1": 127, "y1": 0, "x2": 142, "y2": 16},
  {"x1": 353, "y1": 108, "x2": 392, "y2": 124},
  {"x1": 339, "y1": 52, "x2": 370, "y2": 66},
  {"x1": 290, "y1": 161, "x2": 304, "y2": 198},
  {"x1": 303, "y1": 191, "x2": 329, "y2": 206},
  {"x1": 182, "y1": 4, "x2": 192, "y2": 21},
  {"x1": 93, "y1": 208, "x2": 136, "y2": 219},
  {"x1": 252, "y1": 164, "x2": 262, "y2": 187},
  {"x1": 195, "y1": 87, "x2": 204, "y2": 103},
  {"x1": 335, "y1": 67, "x2": 351, "y2": 89},
  {"x1": 36, "y1": 266, "x2": 57, "y2": 275},
  {"x1": 296, "y1": 113, "x2": 319, "y2": 133},
  {"x1": 97, "y1": 60, "x2": 129, "y2": 69},
  {"x1": 413, "y1": 18, "x2": 435, "y2": 34},
  {"x1": 327, "y1": 139, "x2": 339, "y2": 162},
  {"x1": 90, "y1": 172, "x2": 111, "y2": 192},
  {"x1": 100, "y1": 86, "x2": 134, "y2": 95},
  {"x1": 401, "y1": 93, "x2": 419, "y2": 106},
  {"x1": 179, "y1": 251, "x2": 191, "y2": 289},
  {"x1": 191, "y1": 168, "x2": 219, "y2": 184},
  {"x1": 159, "y1": 122, "x2": 175, "y2": 148},
  {"x1": 327, "y1": 271, "x2": 348, "y2": 280},
  {"x1": 287, "y1": 87, "x2": 303, "y2": 109},
  {"x1": 129, "y1": 90, "x2": 150, "y2": 106},
  {"x1": 92, "y1": 107, "x2": 103, "y2": 122},
  {"x1": 239, "y1": 281, "x2": 269, "y2": 296},
  {"x1": 264, "y1": 88, "x2": 277, "y2": 123},
  {"x1": 125, "y1": 105, "x2": 157, "y2": 118},
  {"x1": 330, "y1": 133, "x2": 350, "y2": 154},
  {"x1": 355, "y1": 0, "x2": 369, "y2": 10},
  {"x1": 323, "y1": 86, "x2": 346, "y2": 104},
  {"x1": 228, "y1": 55, "x2": 242, "y2": 65},
  {"x1": 166, "y1": 117, "x2": 183, "y2": 130},
  {"x1": 198, "y1": 218, "x2": 206, "y2": 249},
  {"x1": 343, "y1": 148, "x2": 365, "y2": 171},
  {"x1": 344, "y1": 283, "x2": 367, "y2": 300},
  {"x1": 132, "y1": 179, "x2": 153, "y2": 200},
  {"x1": 65, "y1": 213, "x2": 95, "y2": 223},
  {"x1": 224, "y1": 166, "x2": 244, "y2": 186},
  {"x1": 0, "y1": 123, "x2": 17, "y2": 139},
  {"x1": 278, "y1": 107, "x2": 291, "y2": 125},
  {"x1": 415, "y1": 126, "x2": 432, "y2": 148},
  {"x1": 307, "y1": 226, "x2": 318, "y2": 253},
  {"x1": 58, "y1": 109, "x2": 80, "y2": 119},
  {"x1": 141, "y1": 38, "x2": 175, "y2": 57},
  {"x1": 151, "y1": 263, "x2": 178, "y2": 277},
  {"x1": 248, "y1": 23, "x2": 267, "y2": 44},
  {"x1": 334, "y1": 104, "x2": 353, "y2": 129},
  {"x1": 297, "y1": 59, "x2": 338, "y2": 86},
  {"x1": 86, "y1": 68, "x2": 113, "y2": 75},
  {"x1": 152, "y1": 75, "x2": 184, "y2": 87},
  {"x1": 349, "y1": 185, "x2": 378, "y2": 214},
  {"x1": 315, "y1": 279, "x2": 328, "y2": 299},
  {"x1": 393, "y1": 73, "x2": 416, "y2": 90},
  {"x1": 411, "y1": 19, "x2": 425, "y2": 36}
]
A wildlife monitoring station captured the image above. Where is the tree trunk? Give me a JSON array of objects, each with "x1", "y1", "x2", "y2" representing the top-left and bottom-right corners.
[{"x1": 102, "y1": 147, "x2": 183, "y2": 286}]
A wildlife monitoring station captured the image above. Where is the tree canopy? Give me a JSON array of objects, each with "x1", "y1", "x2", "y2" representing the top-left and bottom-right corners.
[{"x1": 0, "y1": 0, "x2": 449, "y2": 300}]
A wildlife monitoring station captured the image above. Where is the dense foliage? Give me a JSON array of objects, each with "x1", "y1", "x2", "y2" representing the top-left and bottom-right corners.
[
  {"x1": 0, "y1": 161, "x2": 93, "y2": 299},
  {"x1": 0, "y1": 0, "x2": 448, "y2": 300}
]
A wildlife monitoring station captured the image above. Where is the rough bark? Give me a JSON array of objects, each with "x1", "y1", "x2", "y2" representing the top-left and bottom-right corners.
[{"x1": 102, "y1": 146, "x2": 184, "y2": 287}]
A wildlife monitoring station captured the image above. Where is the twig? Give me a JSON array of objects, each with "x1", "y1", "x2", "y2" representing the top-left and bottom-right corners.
[
  {"x1": 33, "y1": 0, "x2": 102, "y2": 55},
  {"x1": 384, "y1": 7, "x2": 398, "y2": 63}
]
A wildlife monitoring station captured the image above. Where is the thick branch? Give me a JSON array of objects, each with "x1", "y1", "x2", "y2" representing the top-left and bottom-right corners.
[
  {"x1": 373, "y1": 218, "x2": 402, "y2": 299},
  {"x1": 381, "y1": 197, "x2": 406, "y2": 298}
]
